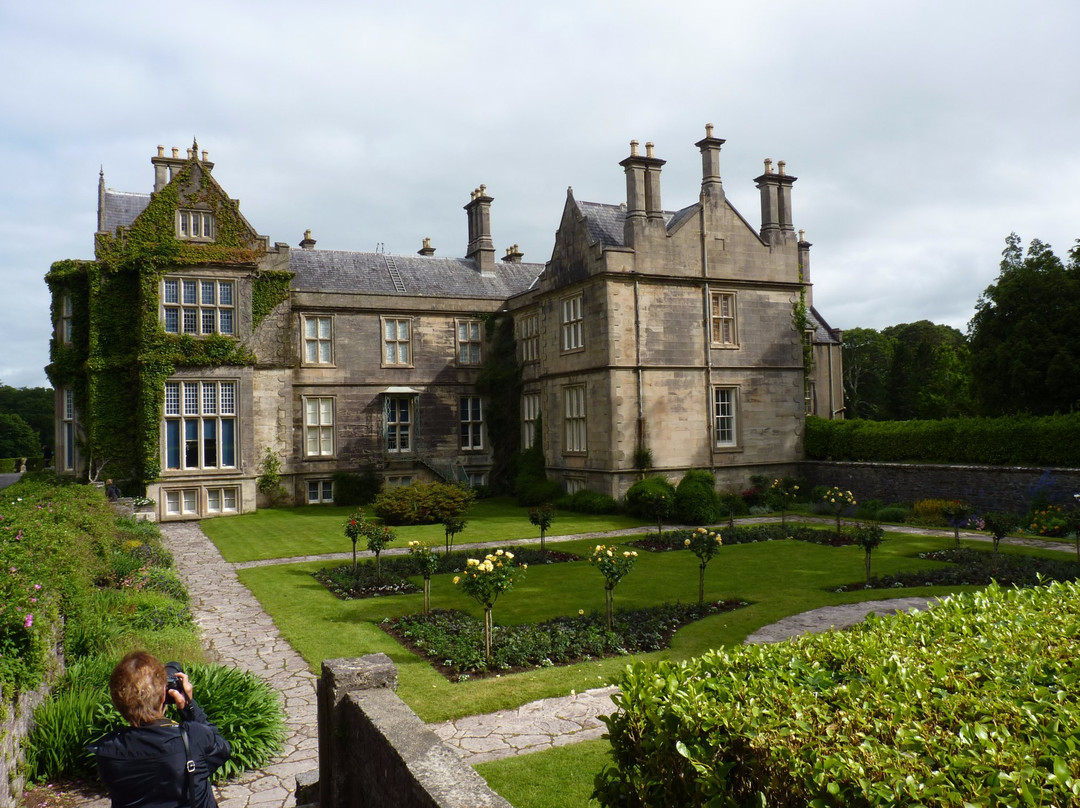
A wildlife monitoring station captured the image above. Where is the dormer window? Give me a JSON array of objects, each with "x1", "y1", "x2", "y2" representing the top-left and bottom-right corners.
[{"x1": 177, "y1": 210, "x2": 215, "y2": 241}]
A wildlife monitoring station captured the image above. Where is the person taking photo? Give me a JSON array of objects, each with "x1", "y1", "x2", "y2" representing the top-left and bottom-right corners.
[{"x1": 90, "y1": 651, "x2": 231, "y2": 808}]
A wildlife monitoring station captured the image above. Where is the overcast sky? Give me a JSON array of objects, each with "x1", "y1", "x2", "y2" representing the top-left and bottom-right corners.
[{"x1": 2, "y1": 0, "x2": 1077, "y2": 389}]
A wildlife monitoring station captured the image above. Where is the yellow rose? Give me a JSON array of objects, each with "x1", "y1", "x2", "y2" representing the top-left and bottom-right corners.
[{"x1": 453, "y1": 576, "x2": 460, "y2": 584}]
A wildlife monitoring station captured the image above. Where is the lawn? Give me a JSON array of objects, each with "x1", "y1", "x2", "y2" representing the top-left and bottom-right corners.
[{"x1": 201, "y1": 497, "x2": 652, "y2": 563}]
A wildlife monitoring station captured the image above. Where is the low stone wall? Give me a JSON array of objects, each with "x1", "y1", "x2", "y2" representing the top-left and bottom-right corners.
[
  {"x1": 316, "y1": 654, "x2": 511, "y2": 808},
  {"x1": 802, "y1": 461, "x2": 1080, "y2": 513},
  {"x1": 0, "y1": 644, "x2": 63, "y2": 808}
]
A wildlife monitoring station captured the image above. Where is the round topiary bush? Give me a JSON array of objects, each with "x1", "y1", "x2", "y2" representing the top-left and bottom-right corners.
[
  {"x1": 674, "y1": 470, "x2": 721, "y2": 525},
  {"x1": 625, "y1": 476, "x2": 676, "y2": 520}
]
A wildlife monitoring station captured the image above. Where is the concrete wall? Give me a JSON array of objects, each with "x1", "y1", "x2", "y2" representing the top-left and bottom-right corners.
[
  {"x1": 316, "y1": 655, "x2": 510, "y2": 808},
  {"x1": 802, "y1": 461, "x2": 1080, "y2": 513}
]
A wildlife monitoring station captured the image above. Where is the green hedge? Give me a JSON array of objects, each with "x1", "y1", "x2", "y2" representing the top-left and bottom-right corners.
[
  {"x1": 805, "y1": 413, "x2": 1080, "y2": 466},
  {"x1": 595, "y1": 580, "x2": 1080, "y2": 807}
]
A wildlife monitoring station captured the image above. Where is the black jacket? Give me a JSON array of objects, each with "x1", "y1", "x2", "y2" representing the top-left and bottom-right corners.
[{"x1": 90, "y1": 700, "x2": 231, "y2": 808}]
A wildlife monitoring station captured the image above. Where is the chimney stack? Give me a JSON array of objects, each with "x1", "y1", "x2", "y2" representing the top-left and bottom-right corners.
[
  {"x1": 619, "y1": 139, "x2": 666, "y2": 246},
  {"x1": 300, "y1": 229, "x2": 317, "y2": 250},
  {"x1": 502, "y1": 244, "x2": 524, "y2": 263},
  {"x1": 694, "y1": 123, "x2": 726, "y2": 203},
  {"x1": 417, "y1": 237, "x2": 435, "y2": 257},
  {"x1": 464, "y1": 185, "x2": 495, "y2": 273},
  {"x1": 754, "y1": 158, "x2": 797, "y2": 245}
]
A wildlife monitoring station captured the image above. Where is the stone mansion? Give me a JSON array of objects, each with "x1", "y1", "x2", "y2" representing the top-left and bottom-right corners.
[{"x1": 47, "y1": 126, "x2": 843, "y2": 520}]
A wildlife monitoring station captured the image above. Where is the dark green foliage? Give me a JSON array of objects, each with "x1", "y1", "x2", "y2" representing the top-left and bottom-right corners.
[
  {"x1": 594, "y1": 580, "x2": 1080, "y2": 808},
  {"x1": 624, "y1": 476, "x2": 675, "y2": 520},
  {"x1": 635, "y1": 525, "x2": 853, "y2": 551},
  {"x1": 25, "y1": 658, "x2": 285, "y2": 784},
  {"x1": 515, "y1": 414, "x2": 560, "y2": 505},
  {"x1": 805, "y1": 412, "x2": 1080, "y2": 466},
  {"x1": 475, "y1": 313, "x2": 523, "y2": 494},
  {"x1": 372, "y1": 481, "x2": 474, "y2": 526},
  {"x1": 387, "y1": 601, "x2": 744, "y2": 676},
  {"x1": 969, "y1": 234, "x2": 1080, "y2": 416},
  {"x1": 875, "y1": 505, "x2": 911, "y2": 523},
  {"x1": 673, "y1": 469, "x2": 721, "y2": 525},
  {"x1": 717, "y1": 491, "x2": 748, "y2": 519},
  {"x1": 556, "y1": 489, "x2": 620, "y2": 514},
  {"x1": 332, "y1": 468, "x2": 383, "y2": 506},
  {"x1": 851, "y1": 547, "x2": 1080, "y2": 591},
  {"x1": 0, "y1": 385, "x2": 55, "y2": 454},
  {"x1": 0, "y1": 412, "x2": 41, "y2": 457}
]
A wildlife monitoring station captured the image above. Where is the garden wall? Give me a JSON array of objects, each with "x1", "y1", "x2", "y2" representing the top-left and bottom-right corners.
[
  {"x1": 0, "y1": 643, "x2": 62, "y2": 808},
  {"x1": 315, "y1": 654, "x2": 511, "y2": 808},
  {"x1": 801, "y1": 461, "x2": 1080, "y2": 513}
]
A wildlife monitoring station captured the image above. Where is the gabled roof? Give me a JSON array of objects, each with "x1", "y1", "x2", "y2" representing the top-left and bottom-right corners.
[
  {"x1": 576, "y1": 200, "x2": 690, "y2": 249},
  {"x1": 100, "y1": 189, "x2": 150, "y2": 234},
  {"x1": 289, "y1": 249, "x2": 542, "y2": 300},
  {"x1": 809, "y1": 306, "x2": 842, "y2": 344}
]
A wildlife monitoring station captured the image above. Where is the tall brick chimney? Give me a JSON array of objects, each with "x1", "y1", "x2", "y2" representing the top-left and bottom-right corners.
[
  {"x1": 620, "y1": 140, "x2": 665, "y2": 246},
  {"x1": 754, "y1": 158, "x2": 795, "y2": 246}
]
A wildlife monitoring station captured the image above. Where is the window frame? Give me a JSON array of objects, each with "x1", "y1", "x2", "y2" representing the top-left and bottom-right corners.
[
  {"x1": 60, "y1": 293, "x2": 73, "y2": 345},
  {"x1": 520, "y1": 312, "x2": 540, "y2": 363},
  {"x1": 62, "y1": 388, "x2": 76, "y2": 471},
  {"x1": 162, "y1": 276, "x2": 235, "y2": 336},
  {"x1": 385, "y1": 395, "x2": 414, "y2": 454},
  {"x1": 561, "y1": 294, "x2": 584, "y2": 353},
  {"x1": 456, "y1": 319, "x2": 483, "y2": 366},
  {"x1": 381, "y1": 316, "x2": 413, "y2": 367},
  {"x1": 163, "y1": 380, "x2": 238, "y2": 471},
  {"x1": 302, "y1": 315, "x2": 334, "y2": 366},
  {"x1": 710, "y1": 291, "x2": 738, "y2": 347},
  {"x1": 712, "y1": 386, "x2": 739, "y2": 449},
  {"x1": 176, "y1": 209, "x2": 215, "y2": 242},
  {"x1": 563, "y1": 384, "x2": 586, "y2": 454},
  {"x1": 307, "y1": 479, "x2": 334, "y2": 504},
  {"x1": 521, "y1": 391, "x2": 540, "y2": 449},
  {"x1": 205, "y1": 487, "x2": 239, "y2": 514},
  {"x1": 303, "y1": 396, "x2": 335, "y2": 457},
  {"x1": 460, "y1": 396, "x2": 484, "y2": 450}
]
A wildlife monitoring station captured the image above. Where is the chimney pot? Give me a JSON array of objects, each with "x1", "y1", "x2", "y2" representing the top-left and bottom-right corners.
[
  {"x1": 186, "y1": 148, "x2": 193, "y2": 159},
  {"x1": 629, "y1": 140, "x2": 639, "y2": 157},
  {"x1": 299, "y1": 229, "x2": 317, "y2": 250},
  {"x1": 157, "y1": 145, "x2": 165, "y2": 157},
  {"x1": 645, "y1": 142, "x2": 655, "y2": 158},
  {"x1": 778, "y1": 160, "x2": 786, "y2": 176},
  {"x1": 705, "y1": 123, "x2": 714, "y2": 138},
  {"x1": 172, "y1": 147, "x2": 179, "y2": 158},
  {"x1": 764, "y1": 158, "x2": 773, "y2": 174},
  {"x1": 202, "y1": 150, "x2": 209, "y2": 162},
  {"x1": 418, "y1": 237, "x2": 435, "y2": 256}
]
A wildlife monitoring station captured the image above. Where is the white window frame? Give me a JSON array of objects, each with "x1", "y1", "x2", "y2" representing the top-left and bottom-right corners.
[
  {"x1": 386, "y1": 475, "x2": 413, "y2": 488},
  {"x1": 457, "y1": 319, "x2": 483, "y2": 365},
  {"x1": 302, "y1": 315, "x2": 334, "y2": 365},
  {"x1": 561, "y1": 294, "x2": 584, "y2": 352},
  {"x1": 304, "y1": 396, "x2": 335, "y2": 457},
  {"x1": 713, "y1": 386, "x2": 738, "y2": 448},
  {"x1": 385, "y1": 396, "x2": 414, "y2": 454},
  {"x1": 460, "y1": 396, "x2": 483, "y2": 450},
  {"x1": 564, "y1": 384, "x2": 586, "y2": 454},
  {"x1": 163, "y1": 380, "x2": 238, "y2": 471},
  {"x1": 206, "y1": 487, "x2": 239, "y2": 514},
  {"x1": 710, "y1": 291, "x2": 738, "y2": 347},
  {"x1": 162, "y1": 276, "x2": 235, "y2": 336},
  {"x1": 565, "y1": 476, "x2": 585, "y2": 495},
  {"x1": 520, "y1": 312, "x2": 540, "y2": 363},
  {"x1": 307, "y1": 479, "x2": 334, "y2": 504},
  {"x1": 522, "y1": 391, "x2": 540, "y2": 449},
  {"x1": 176, "y1": 209, "x2": 215, "y2": 242},
  {"x1": 62, "y1": 388, "x2": 76, "y2": 471},
  {"x1": 60, "y1": 293, "x2": 73, "y2": 345},
  {"x1": 382, "y1": 317, "x2": 412, "y2": 366},
  {"x1": 165, "y1": 488, "x2": 200, "y2": 516}
]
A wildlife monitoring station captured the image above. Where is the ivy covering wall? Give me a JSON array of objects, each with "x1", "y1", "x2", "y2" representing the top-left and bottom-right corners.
[{"x1": 46, "y1": 159, "x2": 292, "y2": 485}]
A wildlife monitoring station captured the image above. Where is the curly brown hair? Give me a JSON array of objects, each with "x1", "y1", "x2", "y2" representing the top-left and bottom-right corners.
[{"x1": 109, "y1": 651, "x2": 167, "y2": 726}]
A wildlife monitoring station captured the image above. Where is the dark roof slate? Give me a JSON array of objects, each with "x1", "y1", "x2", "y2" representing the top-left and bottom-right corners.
[
  {"x1": 100, "y1": 189, "x2": 150, "y2": 234},
  {"x1": 809, "y1": 306, "x2": 841, "y2": 344},
  {"x1": 576, "y1": 200, "x2": 679, "y2": 249},
  {"x1": 289, "y1": 249, "x2": 542, "y2": 300}
]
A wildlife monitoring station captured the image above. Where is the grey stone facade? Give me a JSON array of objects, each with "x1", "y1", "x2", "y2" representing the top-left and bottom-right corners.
[{"x1": 54, "y1": 127, "x2": 843, "y2": 518}]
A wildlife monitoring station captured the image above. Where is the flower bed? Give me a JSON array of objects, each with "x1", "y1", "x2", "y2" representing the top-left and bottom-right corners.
[
  {"x1": 383, "y1": 600, "x2": 748, "y2": 679},
  {"x1": 313, "y1": 546, "x2": 579, "y2": 600},
  {"x1": 632, "y1": 524, "x2": 853, "y2": 552}
]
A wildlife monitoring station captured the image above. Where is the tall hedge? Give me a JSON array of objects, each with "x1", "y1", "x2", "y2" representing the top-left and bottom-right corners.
[{"x1": 805, "y1": 413, "x2": 1080, "y2": 466}]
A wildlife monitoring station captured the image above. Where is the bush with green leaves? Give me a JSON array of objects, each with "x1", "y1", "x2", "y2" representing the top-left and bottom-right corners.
[
  {"x1": 624, "y1": 476, "x2": 675, "y2": 534},
  {"x1": 673, "y1": 469, "x2": 721, "y2": 526},
  {"x1": 372, "y1": 481, "x2": 474, "y2": 526},
  {"x1": 332, "y1": 468, "x2": 383, "y2": 506},
  {"x1": 556, "y1": 488, "x2": 619, "y2": 514},
  {"x1": 595, "y1": 580, "x2": 1080, "y2": 808},
  {"x1": 25, "y1": 658, "x2": 286, "y2": 784}
]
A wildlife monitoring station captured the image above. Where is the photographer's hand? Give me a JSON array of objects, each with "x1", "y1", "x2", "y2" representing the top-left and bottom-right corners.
[{"x1": 167, "y1": 671, "x2": 194, "y2": 711}]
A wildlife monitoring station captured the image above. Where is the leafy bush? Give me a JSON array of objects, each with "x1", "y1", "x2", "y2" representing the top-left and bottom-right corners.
[
  {"x1": 673, "y1": 470, "x2": 721, "y2": 525},
  {"x1": 372, "y1": 481, "x2": 474, "y2": 526},
  {"x1": 1029, "y1": 505, "x2": 1069, "y2": 538},
  {"x1": 556, "y1": 489, "x2": 620, "y2": 514},
  {"x1": 855, "y1": 498, "x2": 885, "y2": 519},
  {"x1": 595, "y1": 580, "x2": 1080, "y2": 808},
  {"x1": 716, "y1": 491, "x2": 748, "y2": 519},
  {"x1": 333, "y1": 468, "x2": 383, "y2": 506},
  {"x1": 25, "y1": 658, "x2": 286, "y2": 784},
  {"x1": 875, "y1": 505, "x2": 911, "y2": 523},
  {"x1": 624, "y1": 476, "x2": 675, "y2": 520},
  {"x1": 911, "y1": 498, "x2": 952, "y2": 525},
  {"x1": 516, "y1": 476, "x2": 563, "y2": 507}
]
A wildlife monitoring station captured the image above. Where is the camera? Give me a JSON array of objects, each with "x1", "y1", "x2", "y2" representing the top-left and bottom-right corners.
[{"x1": 164, "y1": 661, "x2": 184, "y2": 694}]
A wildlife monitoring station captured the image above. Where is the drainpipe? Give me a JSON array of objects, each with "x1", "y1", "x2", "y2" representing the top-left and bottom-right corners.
[{"x1": 700, "y1": 191, "x2": 715, "y2": 472}]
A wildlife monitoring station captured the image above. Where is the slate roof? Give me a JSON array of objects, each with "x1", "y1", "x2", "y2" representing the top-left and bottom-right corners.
[
  {"x1": 289, "y1": 249, "x2": 543, "y2": 300},
  {"x1": 100, "y1": 189, "x2": 150, "y2": 234},
  {"x1": 576, "y1": 200, "x2": 679, "y2": 249},
  {"x1": 809, "y1": 306, "x2": 842, "y2": 344}
]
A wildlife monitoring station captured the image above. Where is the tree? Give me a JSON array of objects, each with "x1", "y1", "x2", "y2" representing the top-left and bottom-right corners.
[
  {"x1": 881, "y1": 321, "x2": 973, "y2": 420},
  {"x1": 841, "y1": 327, "x2": 893, "y2": 419},
  {"x1": 0, "y1": 413, "x2": 41, "y2": 458},
  {"x1": 528, "y1": 503, "x2": 556, "y2": 552},
  {"x1": 852, "y1": 522, "x2": 884, "y2": 584},
  {"x1": 0, "y1": 385, "x2": 53, "y2": 453},
  {"x1": 968, "y1": 234, "x2": 1080, "y2": 416}
]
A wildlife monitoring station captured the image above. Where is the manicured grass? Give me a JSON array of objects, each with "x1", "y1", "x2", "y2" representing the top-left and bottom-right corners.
[
  {"x1": 231, "y1": 528, "x2": 1025, "y2": 722},
  {"x1": 475, "y1": 739, "x2": 610, "y2": 808},
  {"x1": 202, "y1": 497, "x2": 652, "y2": 563}
]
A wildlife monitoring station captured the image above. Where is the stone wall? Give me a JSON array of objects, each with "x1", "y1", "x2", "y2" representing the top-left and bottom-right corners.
[
  {"x1": 316, "y1": 654, "x2": 511, "y2": 808},
  {"x1": 802, "y1": 461, "x2": 1080, "y2": 513},
  {"x1": 0, "y1": 644, "x2": 63, "y2": 808}
]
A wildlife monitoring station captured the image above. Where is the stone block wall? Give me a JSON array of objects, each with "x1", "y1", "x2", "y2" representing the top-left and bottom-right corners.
[
  {"x1": 1, "y1": 642, "x2": 63, "y2": 808},
  {"x1": 317, "y1": 654, "x2": 511, "y2": 808},
  {"x1": 802, "y1": 461, "x2": 1080, "y2": 513}
]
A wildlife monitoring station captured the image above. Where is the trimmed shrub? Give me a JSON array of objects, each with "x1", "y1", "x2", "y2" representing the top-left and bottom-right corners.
[
  {"x1": 595, "y1": 580, "x2": 1080, "y2": 808},
  {"x1": 516, "y1": 477, "x2": 563, "y2": 507},
  {"x1": 372, "y1": 481, "x2": 474, "y2": 526},
  {"x1": 673, "y1": 470, "x2": 721, "y2": 525},
  {"x1": 557, "y1": 489, "x2": 620, "y2": 514},
  {"x1": 624, "y1": 476, "x2": 676, "y2": 520},
  {"x1": 875, "y1": 505, "x2": 911, "y2": 523}
]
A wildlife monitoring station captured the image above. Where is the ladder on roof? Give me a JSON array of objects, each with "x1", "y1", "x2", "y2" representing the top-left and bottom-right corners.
[{"x1": 383, "y1": 254, "x2": 407, "y2": 294}]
